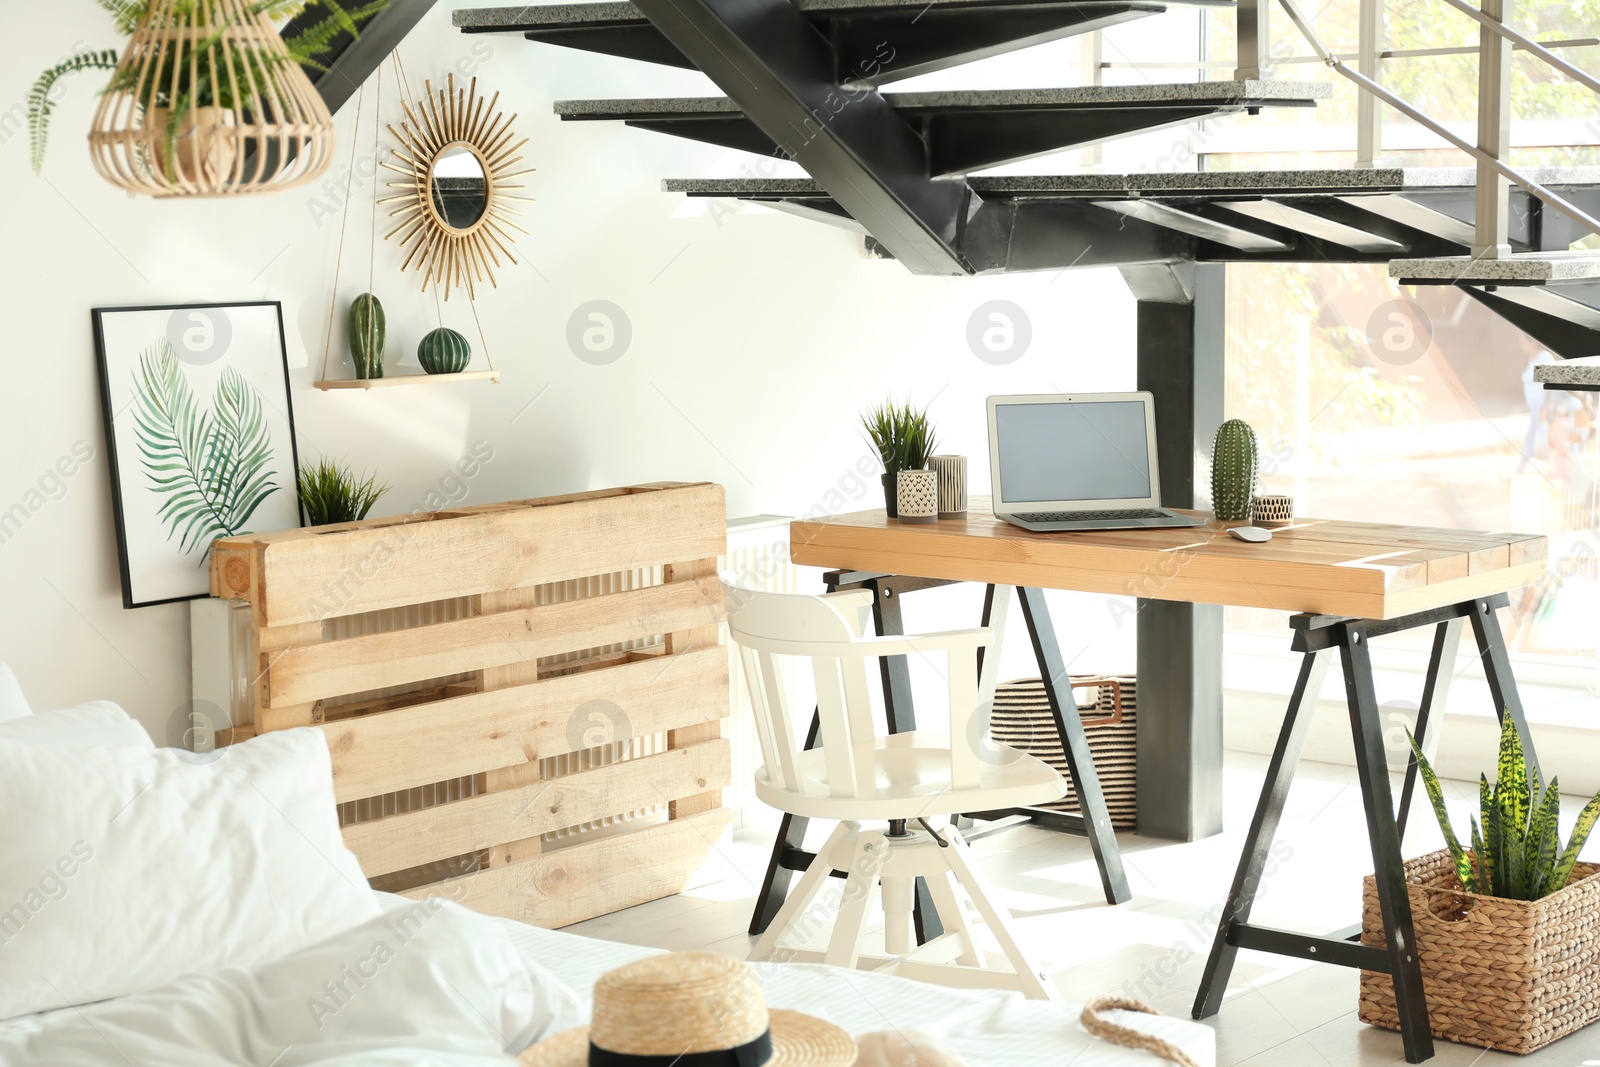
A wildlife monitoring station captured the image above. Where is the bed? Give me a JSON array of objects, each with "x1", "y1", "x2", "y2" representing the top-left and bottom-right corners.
[
  {"x1": 0, "y1": 894, "x2": 1215, "y2": 1067},
  {"x1": 0, "y1": 681, "x2": 1215, "y2": 1067}
]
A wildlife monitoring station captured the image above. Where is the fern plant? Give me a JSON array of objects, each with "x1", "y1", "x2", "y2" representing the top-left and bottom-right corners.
[
  {"x1": 28, "y1": 0, "x2": 388, "y2": 175},
  {"x1": 296, "y1": 458, "x2": 389, "y2": 526},
  {"x1": 862, "y1": 400, "x2": 938, "y2": 475},
  {"x1": 132, "y1": 340, "x2": 281, "y2": 559},
  {"x1": 1409, "y1": 716, "x2": 1600, "y2": 901}
]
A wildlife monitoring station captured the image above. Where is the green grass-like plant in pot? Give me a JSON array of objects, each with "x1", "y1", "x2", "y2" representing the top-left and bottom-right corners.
[
  {"x1": 862, "y1": 400, "x2": 937, "y2": 518},
  {"x1": 296, "y1": 458, "x2": 390, "y2": 527}
]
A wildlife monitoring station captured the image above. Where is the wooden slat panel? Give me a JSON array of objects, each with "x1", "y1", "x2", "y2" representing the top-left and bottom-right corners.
[
  {"x1": 401, "y1": 809, "x2": 732, "y2": 927},
  {"x1": 212, "y1": 482, "x2": 725, "y2": 626},
  {"x1": 664, "y1": 557, "x2": 725, "y2": 821},
  {"x1": 344, "y1": 740, "x2": 732, "y2": 876},
  {"x1": 268, "y1": 577, "x2": 722, "y2": 707},
  {"x1": 322, "y1": 647, "x2": 728, "y2": 802},
  {"x1": 791, "y1": 503, "x2": 1548, "y2": 620}
]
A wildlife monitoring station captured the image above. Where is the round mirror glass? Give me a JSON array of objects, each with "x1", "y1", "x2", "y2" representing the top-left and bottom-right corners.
[{"x1": 429, "y1": 144, "x2": 488, "y2": 231}]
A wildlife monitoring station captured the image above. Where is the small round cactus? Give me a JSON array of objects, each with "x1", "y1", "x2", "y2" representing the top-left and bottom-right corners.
[
  {"x1": 417, "y1": 327, "x2": 472, "y2": 374},
  {"x1": 1210, "y1": 419, "x2": 1259, "y2": 522},
  {"x1": 348, "y1": 293, "x2": 386, "y2": 379}
]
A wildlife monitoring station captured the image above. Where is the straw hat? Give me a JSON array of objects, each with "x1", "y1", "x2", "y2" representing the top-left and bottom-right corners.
[{"x1": 522, "y1": 952, "x2": 856, "y2": 1067}]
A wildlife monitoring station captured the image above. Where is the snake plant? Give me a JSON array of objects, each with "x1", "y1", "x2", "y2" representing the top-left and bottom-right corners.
[
  {"x1": 862, "y1": 400, "x2": 938, "y2": 475},
  {"x1": 28, "y1": 0, "x2": 387, "y2": 174},
  {"x1": 1409, "y1": 716, "x2": 1600, "y2": 901}
]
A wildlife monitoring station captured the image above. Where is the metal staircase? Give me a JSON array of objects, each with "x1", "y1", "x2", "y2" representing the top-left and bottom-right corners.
[
  {"x1": 458, "y1": 0, "x2": 1600, "y2": 371},
  {"x1": 455, "y1": 5, "x2": 1600, "y2": 1059}
]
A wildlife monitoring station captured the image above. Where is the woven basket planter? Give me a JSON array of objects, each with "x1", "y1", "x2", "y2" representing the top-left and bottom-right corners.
[{"x1": 1359, "y1": 848, "x2": 1600, "y2": 1054}]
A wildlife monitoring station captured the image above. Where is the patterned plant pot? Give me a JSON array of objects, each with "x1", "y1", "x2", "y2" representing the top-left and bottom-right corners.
[
  {"x1": 929, "y1": 455, "x2": 967, "y2": 519},
  {"x1": 895, "y1": 469, "x2": 938, "y2": 524},
  {"x1": 1359, "y1": 848, "x2": 1600, "y2": 1054},
  {"x1": 1252, "y1": 493, "x2": 1294, "y2": 528}
]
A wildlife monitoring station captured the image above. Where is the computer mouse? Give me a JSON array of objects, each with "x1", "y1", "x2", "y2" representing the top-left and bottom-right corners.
[{"x1": 1227, "y1": 526, "x2": 1273, "y2": 543}]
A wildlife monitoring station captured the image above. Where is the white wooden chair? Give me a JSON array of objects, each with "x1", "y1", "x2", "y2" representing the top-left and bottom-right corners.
[{"x1": 722, "y1": 577, "x2": 1070, "y2": 999}]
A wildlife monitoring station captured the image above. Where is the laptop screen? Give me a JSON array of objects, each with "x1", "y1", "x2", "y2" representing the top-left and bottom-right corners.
[{"x1": 995, "y1": 400, "x2": 1153, "y2": 504}]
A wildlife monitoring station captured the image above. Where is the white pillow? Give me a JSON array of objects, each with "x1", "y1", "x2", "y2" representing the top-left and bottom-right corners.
[
  {"x1": 0, "y1": 663, "x2": 29, "y2": 723},
  {"x1": 0, "y1": 728, "x2": 380, "y2": 1020},
  {"x1": 0, "y1": 902, "x2": 584, "y2": 1064},
  {"x1": 0, "y1": 700, "x2": 152, "y2": 750}
]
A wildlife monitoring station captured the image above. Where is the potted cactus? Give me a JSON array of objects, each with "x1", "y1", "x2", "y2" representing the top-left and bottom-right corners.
[
  {"x1": 862, "y1": 400, "x2": 937, "y2": 519},
  {"x1": 1358, "y1": 717, "x2": 1600, "y2": 1053},
  {"x1": 1209, "y1": 418, "x2": 1258, "y2": 523},
  {"x1": 348, "y1": 293, "x2": 385, "y2": 379}
]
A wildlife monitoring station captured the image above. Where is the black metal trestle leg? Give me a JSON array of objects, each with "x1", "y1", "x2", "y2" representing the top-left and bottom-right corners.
[
  {"x1": 1195, "y1": 608, "x2": 1469, "y2": 1065},
  {"x1": 1396, "y1": 618, "x2": 1463, "y2": 843},
  {"x1": 1341, "y1": 623, "x2": 1434, "y2": 1064},
  {"x1": 1193, "y1": 647, "x2": 1330, "y2": 1019},
  {"x1": 1016, "y1": 587, "x2": 1131, "y2": 906}
]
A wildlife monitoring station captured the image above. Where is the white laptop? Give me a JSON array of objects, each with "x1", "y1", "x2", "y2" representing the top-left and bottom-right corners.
[{"x1": 986, "y1": 392, "x2": 1204, "y2": 532}]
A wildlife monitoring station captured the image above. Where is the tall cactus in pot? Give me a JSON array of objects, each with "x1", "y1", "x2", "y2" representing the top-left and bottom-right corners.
[
  {"x1": 1210, "y1": 418, "x2": 1258, "y2": 522},
  {"x1": 348, "y1": 293, "x2": 386, "y2": 380}
]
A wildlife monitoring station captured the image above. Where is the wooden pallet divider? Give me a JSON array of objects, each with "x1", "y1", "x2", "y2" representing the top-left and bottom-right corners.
[
  {"x1": 343, "y1": 739, "x2": 732, "y2": 877},
  {"x1": 322, "y1": 646, "x2": 729, "y2": 803},
  {"x1": 262, "y1": 577, "x2": 723, "y2": 708},
  {"x1": 210, "y1": 482, "x2": 731, "y2": 927},
  {"x1": 399, "y1": 808, "x2": 733, "y2": 929},
  {"x1": 211, "y1": 482, "x2": 726, "y2": 627}
]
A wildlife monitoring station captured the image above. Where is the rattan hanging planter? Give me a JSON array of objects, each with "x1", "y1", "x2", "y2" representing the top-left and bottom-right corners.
[{"x1": 88, "y1": 0, "x2": 335, "y2": 197}]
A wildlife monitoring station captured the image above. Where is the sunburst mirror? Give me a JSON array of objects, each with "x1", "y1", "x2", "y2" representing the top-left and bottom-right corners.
[{"x1": 381, "y1": 74, "x2": 533, "y2": 301}]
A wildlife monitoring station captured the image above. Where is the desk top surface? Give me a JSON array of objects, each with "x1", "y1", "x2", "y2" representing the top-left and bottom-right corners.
[{"x1": 790, "y1": 501, "x2": 1546, "y2": 621}]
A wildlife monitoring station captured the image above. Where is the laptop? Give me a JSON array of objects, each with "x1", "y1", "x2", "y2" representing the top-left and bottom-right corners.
[{"x1": 986, "y1": 392, "x2": 1204, "y2": 532}]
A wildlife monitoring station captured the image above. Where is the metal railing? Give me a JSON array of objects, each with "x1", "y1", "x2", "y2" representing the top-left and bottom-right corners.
[{"x1": 1234, "y1": 0, "x2": 1600, "y2": 256}]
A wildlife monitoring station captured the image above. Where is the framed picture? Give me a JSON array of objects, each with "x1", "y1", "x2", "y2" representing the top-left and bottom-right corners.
[{"x1": 92, "y1": 302, "x2": 302, "y2": 609}]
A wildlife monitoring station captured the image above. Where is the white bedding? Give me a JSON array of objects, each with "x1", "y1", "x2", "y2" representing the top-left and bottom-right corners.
[
  {"x1": 0, "y1": 894, "x2": 1215, "y2": 1067},
  {"x1": 486, "y1": 909, "x2": 1216, "y2": 1067}
]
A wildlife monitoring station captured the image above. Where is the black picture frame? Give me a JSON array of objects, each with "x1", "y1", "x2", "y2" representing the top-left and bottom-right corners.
[{"x1": 91, "y1": 301, "x2": 303, "y2": 609}]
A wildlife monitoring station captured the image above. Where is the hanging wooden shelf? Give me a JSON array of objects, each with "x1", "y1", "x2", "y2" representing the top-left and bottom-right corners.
[{"x1": 313, "y1": 370, "x2": 501, "y2": 391}]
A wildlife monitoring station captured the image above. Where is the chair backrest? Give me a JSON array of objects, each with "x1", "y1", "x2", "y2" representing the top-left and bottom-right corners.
[{"x1": 720, "y1": 578, "x2": 985, "y2": 800}]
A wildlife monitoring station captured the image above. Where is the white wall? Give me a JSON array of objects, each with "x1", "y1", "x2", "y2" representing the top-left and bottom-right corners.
[{"x1": 1, "y1": 2, "x2": 1203, "y2": 741}]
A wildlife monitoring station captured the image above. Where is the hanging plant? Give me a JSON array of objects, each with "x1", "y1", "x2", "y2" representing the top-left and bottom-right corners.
[{"x1": 27, "y1": 0, "x2": 388, "y2": 193}]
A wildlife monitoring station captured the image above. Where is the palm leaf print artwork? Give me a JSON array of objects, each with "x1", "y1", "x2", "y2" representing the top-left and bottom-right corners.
[{"x1": 132, "y1": 339, "x2": 280, "y2": 559}]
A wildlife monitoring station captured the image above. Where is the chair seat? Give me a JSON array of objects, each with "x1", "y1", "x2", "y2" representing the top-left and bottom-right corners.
[{"x1": 754, "y1": 730, "x2": 1068, "y2": 820}]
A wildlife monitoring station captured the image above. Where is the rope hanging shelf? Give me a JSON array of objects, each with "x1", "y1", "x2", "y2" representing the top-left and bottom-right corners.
[
  {"x1": 314, "y1": 54, "x2": 506, "y2": 392},
  {"x1": 89, "y1": 0, "x2": 335, "y2": 197}
]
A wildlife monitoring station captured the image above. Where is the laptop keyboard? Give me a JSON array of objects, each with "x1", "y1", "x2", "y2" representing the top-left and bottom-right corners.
[{"x1": 1016, "y1": 508, "x2": 1170, "y2": 522}]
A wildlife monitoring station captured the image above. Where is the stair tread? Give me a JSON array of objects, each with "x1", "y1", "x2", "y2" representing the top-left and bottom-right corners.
[
  {"x1": 458, "y1": 0, "x2": 1229, "y2": 29},
  {"x1": 1389, "y1": 251, "x2": 1600, "y2": 283},
  {"x1": 663, "y1": 166, "x2": 1600, "y2": 198},
  {"x1": 1534, "y1": 355, "x2": 1600, "y2": 385},
  {"x1": 556, "y1": 80, "x2": 1331, "y2": 117}
]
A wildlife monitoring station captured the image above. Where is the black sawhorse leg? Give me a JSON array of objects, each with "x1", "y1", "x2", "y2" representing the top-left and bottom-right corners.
[
  {"x1": 1192, "y1": 594, "x2": 1535, "y2": 1065},
  {"x1": 748, "y1": 574, "x2": 1132, "y2": 938}
]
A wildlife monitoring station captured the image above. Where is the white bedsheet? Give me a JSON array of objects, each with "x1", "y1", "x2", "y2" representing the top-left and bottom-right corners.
[
  {"x1": 486, "y1": 911, "x2": 1216, "y2": 1067},
  {"x1": 0, "y1": 893, "x2": 1215, "y2": 1067}
]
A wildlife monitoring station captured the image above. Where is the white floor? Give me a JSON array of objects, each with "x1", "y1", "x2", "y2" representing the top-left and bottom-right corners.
[{"x1": 564, "y1": 752, "x2": 1600, "y2": 1067}]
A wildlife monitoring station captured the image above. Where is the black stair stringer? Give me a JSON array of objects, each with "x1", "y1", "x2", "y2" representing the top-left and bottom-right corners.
[
  {"x1": 631, "y1": 0, "x2": 982, "y2": 275},
  {"x1": 1461, "y1": 285, "x2": 1600, "y2": 360}
]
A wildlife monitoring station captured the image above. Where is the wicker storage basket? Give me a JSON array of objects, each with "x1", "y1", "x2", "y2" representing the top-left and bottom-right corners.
[
  {"x1": 990, "y1": 676, "x2": 1136, "y2": 830},
  {"x1": 1359, "y1": 848, "x2": 1600, "y2": 1054}
]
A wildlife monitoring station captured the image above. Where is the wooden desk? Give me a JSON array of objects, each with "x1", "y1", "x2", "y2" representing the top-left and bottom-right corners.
[
  {"x1": 784, "y1": 503, "x2": 1547, "y2": 1064},
  {"x1": 790, "y1": 504, "x2": 1546, "y2": 620}
]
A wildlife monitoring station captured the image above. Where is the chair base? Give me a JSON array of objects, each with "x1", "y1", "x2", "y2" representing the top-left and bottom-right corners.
[{"x1": 749, "y1": 820, "x2": 1061, "y2": 1001}]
